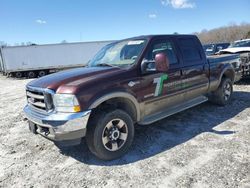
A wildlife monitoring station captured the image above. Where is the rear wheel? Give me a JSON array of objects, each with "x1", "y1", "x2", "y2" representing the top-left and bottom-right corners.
[
  {"x1": 86, "y1": 109, "x2": 134, "y2": 160},
  {"x1": 15, "y1": 72, "x2": 22, "y2": 78},
  {"x1": 38, "y1": 70, "x2": 47, "y2": 77},
  {"x1": 209, "y1": 78, "x2": 233, "y2": 106},
  {"x1": 28, "y1": 71, "x2": 36, "y2": 78}
]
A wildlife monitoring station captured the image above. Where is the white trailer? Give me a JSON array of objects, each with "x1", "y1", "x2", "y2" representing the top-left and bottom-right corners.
[{"x1": 0, "y1": 40, "x2": 113, "y2": 78}]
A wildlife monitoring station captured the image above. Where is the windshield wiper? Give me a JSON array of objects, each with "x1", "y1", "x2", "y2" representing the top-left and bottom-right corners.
[{"x1": 96, "y1": 63, "x2": 114, "y2": 67}]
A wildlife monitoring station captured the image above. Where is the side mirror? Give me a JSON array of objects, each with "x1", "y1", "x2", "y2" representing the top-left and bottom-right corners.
[
  {"x1": 141, "y1": 60, "x2": 156, "y2": 74},
  {"x1": 155, "y1": 53, "x2": 169, "y2": 72},
  {"x1": 141, "y1": 53, "x2": 170, "y2": 74}
]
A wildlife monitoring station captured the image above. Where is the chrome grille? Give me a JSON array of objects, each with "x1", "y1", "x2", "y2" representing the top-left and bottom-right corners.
[{"x1": 26, "y1": 87, "x2": 54, "y2": 113}]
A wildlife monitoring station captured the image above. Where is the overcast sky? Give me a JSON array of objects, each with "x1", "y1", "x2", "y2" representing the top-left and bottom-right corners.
[{"x1": 1, "y1": 0, "x2": 250, "y2": 45}]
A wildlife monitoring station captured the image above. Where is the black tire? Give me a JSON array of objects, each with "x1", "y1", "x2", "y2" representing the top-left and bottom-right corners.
[
  {"x1": 38, "y1": 70, "x2": 46, "y2": 77},
  {"x1": 209, "y1": 78, "x2": 233, "y2": 106},
  {"x1": 86, "y1": 109, "x2": 134, "y2": 160},
  {"x1": 28, "y1": 71, "x2": 36, "y2": 78},
  {"x1": 15, "y1": 72, "x2": 22, "y2": 78}
]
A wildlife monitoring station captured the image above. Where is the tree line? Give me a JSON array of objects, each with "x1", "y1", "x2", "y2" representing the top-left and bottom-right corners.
[
  {"x1": 194, "y1": 23, "x2": 250, "y2": 44},
  {"x1": 1, "y1": 23, "x2": 250, "y2": 47}
]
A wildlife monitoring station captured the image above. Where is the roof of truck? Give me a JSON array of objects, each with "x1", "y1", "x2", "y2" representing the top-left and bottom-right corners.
[
  {"x1": 116, "y1": 34, "x2": 198, "y2": 42},
  {"x1": 130, "y1": 34, "x2": 196, "y2": 38}
]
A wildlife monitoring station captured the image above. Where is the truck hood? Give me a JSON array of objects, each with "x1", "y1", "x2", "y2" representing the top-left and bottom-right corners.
[
  {"x1": 220, "y1": 47, "x2": 250, "y2": 53},
  {"x1": 27, "y1": 67, "x2": 123, "y2": 93}
]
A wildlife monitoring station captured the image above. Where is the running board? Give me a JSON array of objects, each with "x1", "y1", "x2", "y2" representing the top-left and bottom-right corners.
[{"x1": 139, "y1": 96, "x2": 208, "y2": 125}]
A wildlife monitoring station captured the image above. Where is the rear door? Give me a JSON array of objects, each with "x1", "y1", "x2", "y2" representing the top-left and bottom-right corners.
[
  {"x1": 175, "y1": 36, "x2": 209, "y2": 100},
  {"x1": 137, "y1": 37, "x2": 186, "y2": 118}
]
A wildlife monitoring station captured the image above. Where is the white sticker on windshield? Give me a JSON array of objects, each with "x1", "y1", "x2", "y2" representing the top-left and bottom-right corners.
[{"x1": 127, "y1": 40, "x2": 144, "y2": 45}]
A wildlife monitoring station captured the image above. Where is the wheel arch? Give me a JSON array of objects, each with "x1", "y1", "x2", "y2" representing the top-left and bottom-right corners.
[
  {"x1": 89, "y1": 92, "x2": 140, "y2": 122},
  {"x1": 220, "y1": 66, "x2": 235, "y2": 83}
]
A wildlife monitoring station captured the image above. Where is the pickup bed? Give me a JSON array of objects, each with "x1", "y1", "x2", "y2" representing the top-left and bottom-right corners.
[{"x1": 24, "y1": 35, "x2": 241, "y2": 160}]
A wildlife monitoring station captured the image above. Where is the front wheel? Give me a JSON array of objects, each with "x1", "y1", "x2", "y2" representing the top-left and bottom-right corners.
[{"x1": 86, "y1": 109, "x2": 134, "y2": 160}]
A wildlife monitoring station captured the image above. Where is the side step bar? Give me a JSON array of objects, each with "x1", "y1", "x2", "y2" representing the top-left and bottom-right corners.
[{"x1": 139, "y1": 96, "x2": 208, "y2": 125}]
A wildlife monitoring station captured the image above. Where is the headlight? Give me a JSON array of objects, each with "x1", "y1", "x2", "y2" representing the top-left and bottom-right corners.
[{"x1": 53, "y1": 94, "x2": 81, "y2": 113}]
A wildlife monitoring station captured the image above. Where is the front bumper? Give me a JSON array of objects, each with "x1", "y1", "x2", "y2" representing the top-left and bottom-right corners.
[{"x1": 23, "y1": 105, "x2": 91, "y2": 145}]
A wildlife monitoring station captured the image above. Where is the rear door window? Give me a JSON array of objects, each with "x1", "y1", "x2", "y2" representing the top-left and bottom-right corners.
[{"x1": 178, "y1": 37, "x2": 203, "y2": 66}]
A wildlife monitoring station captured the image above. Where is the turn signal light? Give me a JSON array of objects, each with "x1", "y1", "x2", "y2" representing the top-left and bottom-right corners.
[{"x1": 73, "y1": 105, "x2": 81, "y2": 112}]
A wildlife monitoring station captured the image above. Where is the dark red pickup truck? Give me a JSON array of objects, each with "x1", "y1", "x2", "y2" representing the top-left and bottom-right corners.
[{"x1": 24, "y1": 35, "x2": 241, "y2": 160}]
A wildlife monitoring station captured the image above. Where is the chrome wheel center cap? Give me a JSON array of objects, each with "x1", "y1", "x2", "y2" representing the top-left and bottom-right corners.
[{"x1": 111, "y1": 129, "x2": 120, "y2": 140}]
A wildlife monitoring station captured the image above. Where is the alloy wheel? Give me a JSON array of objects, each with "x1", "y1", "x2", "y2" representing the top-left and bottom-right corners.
[
  {"x1": 102, "y1": 118, "x2": 128, "y2": 151},
  {"x1": 223, "y1": 82, "x2": 231, "y2": 101}
]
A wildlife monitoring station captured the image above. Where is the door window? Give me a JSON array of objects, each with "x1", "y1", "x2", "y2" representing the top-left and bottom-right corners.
[
  {"x1": 145, "y1": 40, "x2": 178, "y2": 65},
  {"x1": 178, "y1": 38, "x2": 202, "y2": 65}
]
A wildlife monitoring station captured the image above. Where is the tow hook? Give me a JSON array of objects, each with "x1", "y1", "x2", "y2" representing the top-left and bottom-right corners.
[{"x1": 28, "y1": 121, "x2": 38, "y2": 134}]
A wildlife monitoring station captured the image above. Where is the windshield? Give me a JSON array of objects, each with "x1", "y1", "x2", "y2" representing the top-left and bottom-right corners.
[
  {"x1": 229, "y1": 40, "x2": 250, "y2": 48},
  {"x1": 88, "y1": 39, "x2": 147, "y2": 68}
]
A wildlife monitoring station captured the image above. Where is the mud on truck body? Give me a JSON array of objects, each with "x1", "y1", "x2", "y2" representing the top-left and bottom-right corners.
[{"x1": 24, "y1": 35, "x2": 240, "y2": 160}]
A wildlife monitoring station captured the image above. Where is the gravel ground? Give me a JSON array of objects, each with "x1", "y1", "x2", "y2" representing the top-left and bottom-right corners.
[{"x1": 0, "y1": 74, "x2": 249, "y2": 188}]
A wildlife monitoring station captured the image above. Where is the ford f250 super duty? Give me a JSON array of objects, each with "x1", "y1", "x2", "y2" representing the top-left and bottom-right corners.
[{"x1": 24, "y1": 35, "x2": 241, "y2": 160}]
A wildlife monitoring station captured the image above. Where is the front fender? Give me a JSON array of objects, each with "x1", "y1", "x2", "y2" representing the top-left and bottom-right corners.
[{"x1": 89, "y1": 91, "x2": 141, "y2": 121}]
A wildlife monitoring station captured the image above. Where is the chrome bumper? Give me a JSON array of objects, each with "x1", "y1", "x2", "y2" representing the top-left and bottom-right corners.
[{"x1": 23, "y1": 105, "x2": 91, "y2": 142}]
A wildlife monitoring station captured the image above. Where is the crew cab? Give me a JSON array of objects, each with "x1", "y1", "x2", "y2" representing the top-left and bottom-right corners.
[{"x1": 24, "y1": 35, "x2": 241, "y2": 160}]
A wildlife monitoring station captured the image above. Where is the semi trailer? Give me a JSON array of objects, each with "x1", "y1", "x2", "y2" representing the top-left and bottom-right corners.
[{"x1": 0, "y1": 40, "x2": 113, "y2": 78}]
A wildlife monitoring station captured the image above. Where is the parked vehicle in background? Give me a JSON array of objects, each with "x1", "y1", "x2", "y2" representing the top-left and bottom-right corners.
[
  {"x1": 203, "y1": 42, "x2": 230, "y2": 56},
  {"x1": 0, "y1": 41, "x2": 113, "y2": 78},
  {"x1": 24, "y1": 35, "x2": 240, "y2": 160},
  {"x1": 203, "y1": 42, "x2": 241, "y2": 81},
  {"x1": 220, "y1": 39, "x2": 250, "y2": 78}
]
